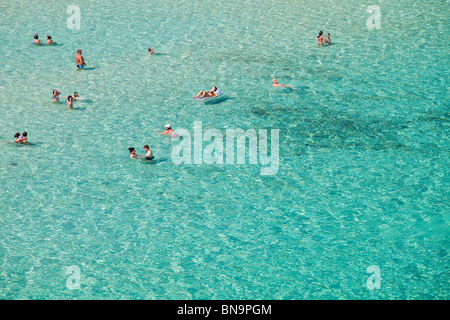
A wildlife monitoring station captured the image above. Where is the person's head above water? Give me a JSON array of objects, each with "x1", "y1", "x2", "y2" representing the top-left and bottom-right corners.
[
  {"x1": 73, "y1": 91, "x2": 78, "y2": 97},
  {"x1": 318, "y1": 31, "x2": 323, "y2": 38},
  {"x1": 22, "y1": 131, "x2": 27, "y2": 137},
  {"x1": 77, "y1": 49, "x2": 82, "y2": 54},
  {"x1": 272, "y1": 79, "x2": 278, "y2": 84},
  {"x1": 144, "y1": 145, "x2": 150, "y2": 150},
  {"x1": 34, "y1": 34, "x2": 39, "y2": 39},
  {"x1": 14, "y1": 132, "x2": 20, "y2": 138},
  {"x1": 211, "y1": 86, "x2": 217, "y2": 91},
  {"x1": 129, "y1": 147, "x2": 135, "y2": 153},
  {"x1": 164, "y1": 124, "x2": 171, "y2": 129},
  {"x1": 47, "y1": 35, "x2": 51, "y2": 40}
]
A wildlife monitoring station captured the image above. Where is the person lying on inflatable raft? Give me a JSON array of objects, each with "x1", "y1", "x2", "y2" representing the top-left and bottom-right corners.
[{"x1": 192, "y1": 86, "x2": 223, "y2": 100}]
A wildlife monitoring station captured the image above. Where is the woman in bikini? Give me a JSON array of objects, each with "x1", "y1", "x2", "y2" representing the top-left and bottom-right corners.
[
  {"x1": 52, "y1": 90, "x2": 61, "y2": 102},
  {"x1": 47, "y1": 35, "x2": 55, "y2": 45},
  {"x1": 67, "y1": 95, "x2": 74, "y2": 108},
  {"x1": 129, "y1": 147, "x2": 139, "y2": 159},
  {"x1": 193, "y1": 86, "x2": 218, "y2": 99},
  {"x1": 317, "y1": 31, "x2": 325, "y2": 46}
]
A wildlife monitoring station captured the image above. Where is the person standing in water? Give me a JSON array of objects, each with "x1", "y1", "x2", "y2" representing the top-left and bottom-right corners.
[
  {"x1": 14, "y1": 133, "x2": 22, "y2": 143},
  {"x1": 22, "y1": 132, "x2": 28, "y2": 143},
  {"x1": 129, "y1": 147, "x2": 139, "y2": 159},
  {"x1": 75, "y1": 49, "x2": 86, "y2": 69},
  {"x1": 272, "y1": 79, "x2": 295, "y2": 89},
  {"x1": 47, "y1": 35, "x2": 55, "y2": 45},
  {"x1": 33, "y1": 34, "x2": 40, "y2": 45},
  {"x1": 67, "y1": 95, "x2": 74, "y2": 108},
  {"x1": 324, "y1": 33, "x2": 331, "y2": 45},
  {"x1": 143, "y1": 145, "x2": 154, "y2": 160},
  {"x1": 52, "y1": 90, "x2": 61, "y2": 102},
  {"x1": 317, "y1": 31, "x2": 325, "y2": 46}
]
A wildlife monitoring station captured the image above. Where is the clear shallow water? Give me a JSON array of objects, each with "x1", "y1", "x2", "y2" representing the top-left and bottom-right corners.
[{"x1": 0, "y1": 0, "x2": 448, "y2": 299}]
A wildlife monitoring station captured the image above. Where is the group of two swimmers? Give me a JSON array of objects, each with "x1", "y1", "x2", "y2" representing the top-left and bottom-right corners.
[
  {"x1": 13, "y1": 132, "x2": 28, "y2": 144},
  {"x1": 129, "y1": 145, "x2": 154, "y2": 160},
  {"x1": 317, "y1": 31, "x2": 331, "y2": 46},
  {"x1": 34, "y1": 34, "x2": 55, "y2": 45},
  {"x1": 128, "y1": 124, "x2": 178, "y2": 160},
  {"x1": 52, "y1": 90, "x2": 81, "y2": 108}
]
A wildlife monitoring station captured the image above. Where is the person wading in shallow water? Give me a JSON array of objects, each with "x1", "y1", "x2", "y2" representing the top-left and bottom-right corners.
[
  {"x1": 129, "y1": 147, "x2": 139, "y2": 159},
  {"x1": 143, "y1": 145, "x2": 154, "y2": 160},
  {"x1": 317, "y1": 31, "x2": 325, "y2": 46},
  {"x1": 75, "y1": 49, "x2": 86, "y2": 69}
]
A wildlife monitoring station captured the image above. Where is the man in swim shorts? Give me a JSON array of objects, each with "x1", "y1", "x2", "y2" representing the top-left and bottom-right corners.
[
  {"x1": 144, "y1": 145, "x2": 154, "y2": 160},
  {"x1": 75, "y1": 49, "x2": 86, "y2": 69}
]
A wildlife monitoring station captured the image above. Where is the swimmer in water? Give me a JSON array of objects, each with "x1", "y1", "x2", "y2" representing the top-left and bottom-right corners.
[
  {"x1": 193, "y1": 86, "x2": 219, "y2": 99},
  {"x1": 67, "y1": 95, "x2": 74, "y2": 108},
  {"x1": 324, "y1": 33, "x2": 331, "y2": 45},
  {"x1": 34, "y1": 34, "x2": 40, "y2": 45},
  {"x1": 154, "y1": 124, "x2": 178, "y2": 137},
  {"x1": 148, "y1": 47, "x2": 162, "y2": 55},
  {"x1": 143, "y1": 145, "x2": 154, "y2": 160},
  {"x1": 47, "y1": 35, "x2": 55, "y2": 45},
  {"x1": 52, "y1": 90, "x2": 61, "y2": 102},
  {"x1": 75, "y1": 49, "x2": 86, "y2": 70},
  {"x1": 129, "y1": 147, "x2": 139, "y2": 159},
  {"x1": 14, "y1": 132, "x2": 22, "y2": 143},
  {"x1": 272, "y1": 79, "x2": 295, "y2": 89},
  {"x1": 317, "y1": 31, "x2": 325, "y2": 46},
  {"x1": 22, "y1": 132, "x2": 28, "y2": 143},
  {"x1": 73, "y1": 92, "x2": 80, "y2": 101}
]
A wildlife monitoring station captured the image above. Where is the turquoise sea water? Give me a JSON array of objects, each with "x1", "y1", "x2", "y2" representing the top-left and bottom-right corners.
[{"x1": 0, "y1": 0, "x2": 448, "y2": 299}]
